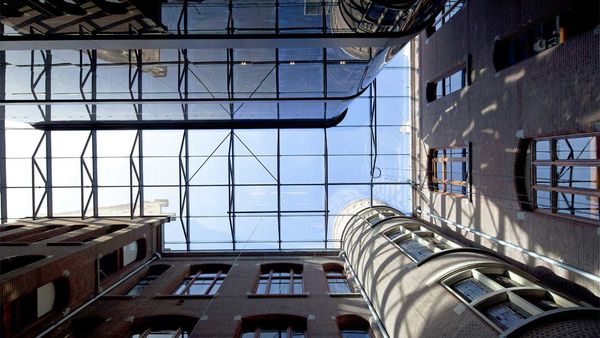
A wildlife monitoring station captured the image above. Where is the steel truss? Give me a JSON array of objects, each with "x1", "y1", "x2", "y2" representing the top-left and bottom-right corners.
[
  {"x1": 30, "y1": 50, "x2": 53, "y2": 219},
  {"x1": 79, "y1": 46, "x2": 99, "y2": 218}
]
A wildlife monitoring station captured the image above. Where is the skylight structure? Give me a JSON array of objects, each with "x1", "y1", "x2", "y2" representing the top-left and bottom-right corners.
[{"x1": 0, "y1": 0, "x2": 444, "y2": 251}]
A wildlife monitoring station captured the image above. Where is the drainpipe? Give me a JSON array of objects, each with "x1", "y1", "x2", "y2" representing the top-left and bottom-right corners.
[
  {"x1": 341, "y1": 251, "x2": 390, "y2": 338},
  {"x1": 420, "y1": 211, "x2": 600, "y2": 284},
  {"x1": 35, "y1": 253, "x2": 161, "y2": 338}
]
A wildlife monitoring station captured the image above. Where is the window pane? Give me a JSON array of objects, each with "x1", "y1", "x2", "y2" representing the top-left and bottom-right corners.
[
  {"x1": 556, "y1": 166, "x2": 597, "y2": 189},
  {"x1": 535, "y1": 140, "x2": 551, "y2": 160},
  {"x1": 557, "y1": 136, "x2": 598, "y2": 160},
  {"x1": 534, "y1": 166, "x2": 551, "y2": 185},
  {"x1": 452, "y1": 278, "x2": 492, "y2": 302},
  {"x1": 398, "y1": 239, "x2": 433, "y2": 261},
  {"x1": 535, "y1": 190, "x2": 551, "y2": 209},
  {"x1": 341, "y1": 331, "x2": 370, "y2": 338},
  {"x1": 483, "y1": 301, "x2": 530, "y2": 330},
  {"x1": 256, "y1": 280, "x2": 268, "y2": 294}
]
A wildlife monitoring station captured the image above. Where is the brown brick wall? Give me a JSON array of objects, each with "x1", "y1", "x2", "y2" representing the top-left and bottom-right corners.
[
  {"x1": 0, "y1": 217, "x2": 166, "y2": 337},
  {"x1": 49, "y1": 254, "x2": 374, "y2": 338},
  {"x1": 414, "y1": 0, "x2": 599, "y2": 303}
]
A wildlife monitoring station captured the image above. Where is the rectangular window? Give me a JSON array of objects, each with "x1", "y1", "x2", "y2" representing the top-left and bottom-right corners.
[
  {"x1": 172, "y1": 269, "x2": 226, "y2": 296},
  {"x1": 326, "y1": 270, "x2": 353, "y2": 294},
  {"x1": 397, "y1": 238, "x2": 433, "y2": 261},
  {"x1": 429, "y1": 146, "x2": 470, "y2": 197},
  {"x1": 255, "y1": 266, "x2": 303, "y2": 295},
  {"x1": 429, "y1": 0, "x2": 465, "y2": 34},
  {"x1": 427, "y1": 67, "x2": 467, "y2": 101},
  {"x1": 531, "y1": 134, "x2": 599, "y2": 222},
  {"x1": 483, "y1": 301, "x2": 531, "y2": 330}
]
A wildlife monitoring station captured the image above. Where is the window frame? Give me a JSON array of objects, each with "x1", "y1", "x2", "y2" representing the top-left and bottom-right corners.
[
  {"x1": 427, "y1": 0, "x2": 466, "y2": 36},
  {"x1": 529, "y1": 133, "x2": 599, "y2": 223},
  {"x1": 324, "y1": 264, "x2": 355, "y2": 294},
  {"x1": 254, "y1": 264, "x2": 304, "y2": 295},
  {"x1": 441, "y1": 265, "x2": 580, "y2": 333},
  {"x1": 98, "y1": 239, "x2": 145, "y2": 283},
  {"x1": 132, "y1": 327, "x2": 189, "y2": 338},
  {"x1": 428, "y1": 145, "x2": 471, "y2": 198},
  {"x1": 241, "y1": 326, "x2": 305, "y2": 338},
  {"x1": 383, "y1": 221, "x2": 460, "y2": 262},
  {"x1": 171, "y1": 266, "x2": 228, "y2": 296}
]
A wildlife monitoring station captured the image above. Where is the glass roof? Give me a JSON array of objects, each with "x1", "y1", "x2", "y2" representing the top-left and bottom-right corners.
[
  {"x1": 0, "y1": 0, "x2": 439, "y2": 127},
  {"x1": 1, "y1": 46, "x2": 412, "y2": 251},
  {"x1": 0, "y1": 0, "x2": 432, "y2": 251}
]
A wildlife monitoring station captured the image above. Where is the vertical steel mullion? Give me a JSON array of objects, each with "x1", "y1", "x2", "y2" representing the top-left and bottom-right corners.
[
  {"x1": 276, "y1": 46, "x2": 281, "y2": 249},
  {"x1": 80, "y1": 132, "x2": 91, "y2": 218},
  {"x1": 0, "y1": 26, "x2": 6, "y2": 223},
  {"x1": 324, "y1": 129, "x2": 329, "y2": 249},
  {"x1": 322, "y1": 46, "x2": 329, "y2": 248},
  {"x1": 369, "y1": 82, "x2": 375, "y2": 206},
  {"x1": 229, "y1": 131, "x2": 236, "y2": 250},
  {"x1": 32, "y1": 132, "x2": 46, "y2": 219},
  {"x1": 44, "y1": 50, "x2": 53, "y2": 217},
  {"x1": 90, "y1": 49, "x2": 99, "y2": 217},
  {"x1": 177, "y1": 130, "x2": 190, "y2": 249},
  {"x1": 185, "y1": 130, "x2": 190, "y2": 249},
  {"x1": 130, "y1": 132, "x2": 139, "y2": 219},
  {"x1": 138, "y1": 129, "x2": 144, "y2": 217},
  {"x1": 550, "y1": 139, "x2": 558, "y2": 214},
  {"x1": 277, "y1": 128, "x2": 281, "y2": 249}
]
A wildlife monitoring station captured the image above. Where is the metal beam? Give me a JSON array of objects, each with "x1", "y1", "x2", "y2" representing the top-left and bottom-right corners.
[
  {"x1": 0, "y1": 32, "x2": 417, "y2": 51},
  {"x1": 0, "y1": 91, "x2": 365, "y2": 105}
]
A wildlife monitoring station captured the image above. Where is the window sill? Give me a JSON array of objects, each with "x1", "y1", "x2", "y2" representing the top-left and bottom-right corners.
[
  {"x1": 47, "y1": 241, "x2": 84, "y2": 246},
  {"x1": 247, "y1": 293, "x2": 309, "y2": 298},
  {"x1": 101, "y1": 295, "x2": 136, "y2": 300},
  {"x1": 0, "y1": 242, "x2": 31, "y2": 246},
  {"x1": 155, "y1": 294, "x2": 216, "y2": 299},
  {"x1": 327, "y1": 292, "x2": 361, "y2": 298},
  {"x1": 430, "y1": 190, "x2": 468, "y2": 199}
]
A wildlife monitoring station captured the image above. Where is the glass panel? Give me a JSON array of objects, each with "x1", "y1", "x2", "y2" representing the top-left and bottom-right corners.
[
  {"x1": 486, "y1": 274, "x2": 521, "y2": 288},
  {"x1": 556, "y1": 166, "x2": 597, "y2": 189},
  {"x1": 535, "y1": 140, "x2": 551, "y2": 160},
  {"x1": 452, "y1": 277, "x2": 492, "y2": 302},
  {"x1": 520, "y1": 294, "x2": 561, "y2": 311},
  {"x1": 534, "y1": 166, "x2": 552, "y2": 185},
  {"x1": 398, "y1": 239, "x2": 433, "y2": 261},
  {"x1": 535, "y1": 190, "x2": 552, "y2": 210},
  {"x1": 328, "y1": 279, "x2": 352, "y2": 293},
  {"x1": 556, "y1": 136, "x2": 598, "y2": 160},
  {"x1": 341, "y1": 331, "x2": 370, "y2": 338},
  {"x1": 483, "y1": 301, "x2": 531, "y2": 330}
]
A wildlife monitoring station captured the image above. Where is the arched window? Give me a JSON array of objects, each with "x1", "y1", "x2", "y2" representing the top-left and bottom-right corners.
[
  {"x1": 240, "y1": 314, "x2": 306, "y2": 338},
  {"x1": 323, "y1": 264, "x2": 354, "y2": 294},
  {"x1": 99, "y1": 239, "x2": 146, "y2": 282},
  {"x1": 255, "y1": 263, "x2": 303, "y2": 295},
  {"x1": 172, "y1": 264, "x2": 230, "y2": 296},
  {"x1": 0, "y1": 255, "x2": 46, "y2": 275},
  {"x1": 130, "y1": 315, "x2": 197, "y2": 338},
  {"x1": 3, "y1": 278, "x2": 69, "y2": 337},
  {"x1": 337, "y1": 315, "x2": 372, "y2": 338},
  {"x1": 126, "y1": 264, "x2": 171, "y2": 296}
]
